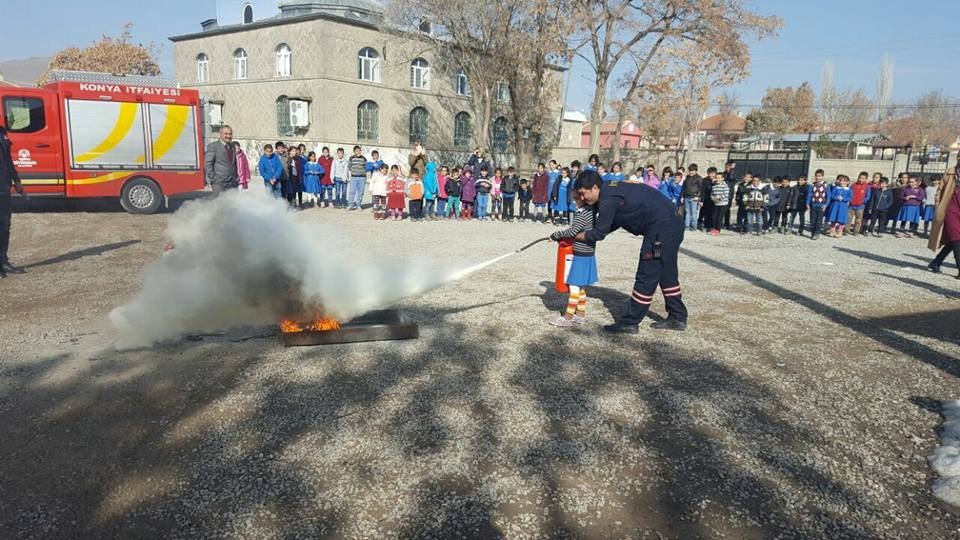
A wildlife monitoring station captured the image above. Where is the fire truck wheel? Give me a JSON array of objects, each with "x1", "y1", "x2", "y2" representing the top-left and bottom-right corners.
[{"x1": 120, "y1": 177, "x2": 163, "y2": 214}]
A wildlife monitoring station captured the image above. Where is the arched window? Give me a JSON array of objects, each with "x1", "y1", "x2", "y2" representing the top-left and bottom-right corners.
[
  {"x1": 275, "y1": 44, "x2": 292, "y2": 77},
  {"x1": 492, "y1": 116, "x2": 509, "y2": 152},
  {"x1": 409, "y1": 107, "x2": 428, "y2": 144},
  {"x1": 233, "y1": 49, "x2": 247, "y2": 80},
  {"x1": 357, "y1": 100, "x2": 379, "y2": 141},
  {"x1": 243, "y1": 4, "x2": 254, "y2": 24},
  {"x1": 454, "y1": 112, "x2": 472, "y2": 149},
  {"x1": 196, "y1": 53, "x2": 209, "y2": 83},
  {"x1": 410, "y1": 58, "x2": 429, "y2": 89},
  {"x1": 455, "y1": 68, "x2": 470, "y2": 96},
  {"x1": 277, "y1": 96, "x2": 292, "y2": 136},
  {"x1": 358, "y1": 47, "x2": 380, "y2": 82}
]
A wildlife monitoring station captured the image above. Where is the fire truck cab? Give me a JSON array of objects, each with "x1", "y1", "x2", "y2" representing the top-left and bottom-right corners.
[{"x1": 0, "y1": 71, "x2": 205, "y2": 214}]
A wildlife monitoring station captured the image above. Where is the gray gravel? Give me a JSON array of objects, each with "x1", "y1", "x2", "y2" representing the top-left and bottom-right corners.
[{"x1": 1, "y1": 198, "x2": 959, "y2": 539}]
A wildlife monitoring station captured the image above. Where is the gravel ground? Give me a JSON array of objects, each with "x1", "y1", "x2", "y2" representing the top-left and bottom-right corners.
[{"x1": 1, "y1": 194, "x2": 959, "y2": 539}]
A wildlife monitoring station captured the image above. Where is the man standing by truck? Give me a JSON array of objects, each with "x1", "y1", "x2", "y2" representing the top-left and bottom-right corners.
[
  {"x1": 204, "y1": 126, "x2": 239, "y2": 194},
  {"x1": 0, "y1": 125, "x2": 26, "y2": 278}
]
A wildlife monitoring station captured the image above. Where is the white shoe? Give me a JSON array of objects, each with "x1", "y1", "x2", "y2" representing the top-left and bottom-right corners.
[{"x1": 549, "y1": 316, "x2": 575, "y2": 327}]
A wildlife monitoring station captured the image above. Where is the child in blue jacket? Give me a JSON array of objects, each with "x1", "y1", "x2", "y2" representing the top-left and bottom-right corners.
[
  {"x1": 257, "y1": 144, "x2": 284, "y2": 198},
  {"x1": 658, "y1": 173, "x2": 683, "y2": 209}
]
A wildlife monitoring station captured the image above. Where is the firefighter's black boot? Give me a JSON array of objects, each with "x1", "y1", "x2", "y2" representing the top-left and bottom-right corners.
[
  {"x1": 602, "y1": 322, "x2": 639, "y2": 334},
  {"x1": 650, "y1": 318, "x2": 687, "y2": 331}
]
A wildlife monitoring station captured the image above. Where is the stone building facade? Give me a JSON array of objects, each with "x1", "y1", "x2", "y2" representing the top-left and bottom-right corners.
[{"x1": 169, "y1": 0, "x2": 566, "y2": 171}]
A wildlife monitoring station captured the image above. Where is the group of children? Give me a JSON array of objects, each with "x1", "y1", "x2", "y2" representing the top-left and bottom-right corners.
[{"x1": 725, "y1": 170, "x2": 940, "y2": 239}]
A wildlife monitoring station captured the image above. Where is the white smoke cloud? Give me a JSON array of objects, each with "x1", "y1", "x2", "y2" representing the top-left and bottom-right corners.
[{"x1": 109, "y1": 192, "x2": 447, "y2": 347}]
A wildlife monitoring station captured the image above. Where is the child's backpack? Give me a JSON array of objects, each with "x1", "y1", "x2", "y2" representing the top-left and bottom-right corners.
[{"x1": 409, "y1": 181, "x2": 424, "y2": 200}]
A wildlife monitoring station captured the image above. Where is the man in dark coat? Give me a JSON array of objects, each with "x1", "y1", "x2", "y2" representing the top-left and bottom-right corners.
[
  {"x1": 0, "y1": 125, "x2": 27, "y2": 277},
  {"x1": 574, "y1": 171, "x2": 688, "y2": 333}
]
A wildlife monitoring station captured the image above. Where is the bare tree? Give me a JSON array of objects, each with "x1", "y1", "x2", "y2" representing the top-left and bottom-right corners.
[
  {"x1": 820, "y1": 59, "x2": 835, "y2": 127},
  {"x1": 876, "y1": 54, "x2": 894, "y2": 123},
  {"x1": 571, "y1": 0, "x2": 780, "y2": 156},
  {"x1": 834, "y1": 88, "x2": 874, "y2": 158},
  {"x1": 388, "y1": 0, "x2": 570, "y2": 166}
]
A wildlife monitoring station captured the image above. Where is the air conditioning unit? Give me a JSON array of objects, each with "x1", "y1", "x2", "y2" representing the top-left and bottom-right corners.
[{"x1": 289, "y1": 100, "x2": 310, "y2": 128}]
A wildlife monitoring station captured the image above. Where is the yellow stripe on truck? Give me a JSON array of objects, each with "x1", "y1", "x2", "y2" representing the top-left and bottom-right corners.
[
  {"x1": 74, "y1": 102, "x2": 139, "y2": 163},
  {"x1": 68, "y1": 172, "x2": 133, "y2": 186},
  {"x1": 136, "y1": 105, "x2": 189, "y2": 163}
]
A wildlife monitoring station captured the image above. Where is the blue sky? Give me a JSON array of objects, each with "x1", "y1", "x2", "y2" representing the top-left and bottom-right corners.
[{"x1": 1, "y1": 0, "x2": 958, "y2": 114}]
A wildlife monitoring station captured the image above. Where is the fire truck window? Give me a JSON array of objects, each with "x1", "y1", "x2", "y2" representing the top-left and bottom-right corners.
[{"x1": 3, "y1": 97, "x2": 46, "y2": 134}]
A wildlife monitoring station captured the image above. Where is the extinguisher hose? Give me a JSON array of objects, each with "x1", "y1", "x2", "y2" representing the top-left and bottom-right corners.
[{"x1": 515, "y1": 237, "x2": 551, "y2": 254}]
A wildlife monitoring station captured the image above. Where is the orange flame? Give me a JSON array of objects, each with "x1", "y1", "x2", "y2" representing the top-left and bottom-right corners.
[{"x1": 280, "y1": 316, "x2": 341, "y2": 334}]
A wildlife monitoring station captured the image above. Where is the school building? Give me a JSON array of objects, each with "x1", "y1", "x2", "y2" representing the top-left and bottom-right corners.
[{"x1": 168, "y1": 0, "x2": 565, "y2": 168}]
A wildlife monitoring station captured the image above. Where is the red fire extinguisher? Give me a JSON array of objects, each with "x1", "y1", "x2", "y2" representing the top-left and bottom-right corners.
[{"x1": 555, "y1": 240, "x2": 574, "y2": 293}]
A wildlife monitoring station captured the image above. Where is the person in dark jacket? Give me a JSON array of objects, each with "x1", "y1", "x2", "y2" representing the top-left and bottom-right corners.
[
  {"x1": 887, "y1": 172, "x2": 907, "y2": 231},
  {"x1": 866, "y1": 177, "x2": 894, "y2": 236},
  {"x1": 517, "y1": 179, "x2": 533, "y2": 221},
  {"x1": 0, "y1": 125, "x2": 27, "y2": 277},
  {"x1": 722, "y1": 161, "x2": 737, "y2": 229},
  {"x1": 764, "y1": 177, "x2": 782, "y2": 231},
  {"x1": 790, "y1": 175, "x2": 810, "y2": 235},
  {"x1": 681, "y1": 164, "x2": 703, "y2": 231},
  {"x1": 698, "y1": 167, "x2": 717, "y2": 231},
  {"x1": 575, "y1": 171, "x2": 688, "y2": 333},
  {"x1": 776, "y1": 176, "x2": 797, "y2": 234},
  {"x1": 734, "y1": 173, "x2": 752, "y2": 233}
]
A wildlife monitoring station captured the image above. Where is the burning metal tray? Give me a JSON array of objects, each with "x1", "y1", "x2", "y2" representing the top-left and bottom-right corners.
[{"x1": 280, "y1": 309, "x2": 419, "y2": 347}]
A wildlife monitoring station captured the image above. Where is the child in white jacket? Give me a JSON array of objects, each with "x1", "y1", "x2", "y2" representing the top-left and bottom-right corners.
[{"x1": 369, "y1": 163, "x2": 390, "y2": 220}]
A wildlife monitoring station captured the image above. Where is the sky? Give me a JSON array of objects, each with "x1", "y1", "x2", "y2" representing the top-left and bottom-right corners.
[{"x1": 1, "y1": 0, "x2": 958, "y2": 115}]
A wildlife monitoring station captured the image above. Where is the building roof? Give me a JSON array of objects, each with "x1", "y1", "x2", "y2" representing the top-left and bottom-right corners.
[
  {"x1": 697, "y1": 113, "x2": 745, "y2": 132},
  {"x1": 170, "y1": 6, "x2": 380, "y2": 41},
  {"x1": 563, "y1": 110, "x2": 587, "y2": 123}
]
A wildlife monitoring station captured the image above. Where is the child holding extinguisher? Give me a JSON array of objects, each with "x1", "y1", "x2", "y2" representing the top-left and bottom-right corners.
[{"x1": 548, "y1": 191, "x2": 598, "y2": 327}]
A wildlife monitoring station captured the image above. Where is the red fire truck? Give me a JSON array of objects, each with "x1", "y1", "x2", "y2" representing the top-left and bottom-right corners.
[{"x1": 0, "y1": 71, "x2": 205, "y2": 214}]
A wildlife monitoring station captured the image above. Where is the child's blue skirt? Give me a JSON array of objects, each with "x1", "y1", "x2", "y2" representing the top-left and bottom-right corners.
[
  {"x1": 898, "y1": 205, "x2": 921, "y2": 223},
  {"x1": 923, "y1": 205, "x2": 936, "y2": 221},
  {"x1": 303, "y1": 174, "x2": 321, "y2": 194},
  {"x1": 567, "y1": 255, "x2": 598, "y2": 287}
]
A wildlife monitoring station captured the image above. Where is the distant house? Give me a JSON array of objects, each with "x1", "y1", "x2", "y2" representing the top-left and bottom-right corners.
[
  {"x1": 580, "y1": 119, "x2": 644, "y2": 150},
  {"x1": 557, "y1": 110, "x2": 587, "y2": 148},
  {"x1": 695, "y1": 113, "x2": 745, "y2": 149}
]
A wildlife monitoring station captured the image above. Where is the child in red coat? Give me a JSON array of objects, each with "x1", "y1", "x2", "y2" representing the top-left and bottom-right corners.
[{"x1": 386, "y1": 165, "x2": 406, "y2": 220}]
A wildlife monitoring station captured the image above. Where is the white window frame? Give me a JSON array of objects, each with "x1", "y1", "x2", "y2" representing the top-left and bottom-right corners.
[
  {"x1": 208, "y1": 101, "x2": 224, "y2": 127},
  {"x1": 233, "y1": 49, "x2": 247, "y2": 80},
  {"x1": 196, "y1": 54, "x2": 209, "y2": 83},
  {"x1": 456, "y1": 68, "x2": 471, "y2": 96},
  {"x1": 358, "y1": 47, "x2": 381, "y2": 82},
  {"x1": 410, "y1": 58, "x2": 430, "y2": 89},
  {"x1": 276, "y1": 44, "x2": 292, "y2": 77}
]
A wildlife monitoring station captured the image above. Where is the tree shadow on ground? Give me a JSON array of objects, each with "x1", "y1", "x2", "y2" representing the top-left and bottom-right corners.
[
  {"x1": 683, "y1": 247, "x2": 960, "y2": 379},
  {"x1": 1, "y1": 297, "x2": 955, "y2": 537},
  {"x1": 869, "y1": 272, "x2": 960, "y2": 300},
  {"x1": 902, "y1": 252, "x2": 956, "y2": 269},
  {"x1": 536, "y1": 280, "x2": 665, "y2": 322},
  {"x1": 509, "y1": 335, "x2": 890, "y2": 538},
  {"x1": 23, "y1": 240, "x2": 141, "y2": 269},
  {"x1": 832, "y1": 246, "x2": 930, "y2": 271}
]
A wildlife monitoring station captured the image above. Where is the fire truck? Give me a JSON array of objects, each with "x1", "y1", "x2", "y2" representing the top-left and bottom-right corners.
[{"x1": 0, "y1": 71, "x2": 205, "y2": 214}]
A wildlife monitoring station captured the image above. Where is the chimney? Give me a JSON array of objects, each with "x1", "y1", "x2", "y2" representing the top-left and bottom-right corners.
[{"x1": 201, "y1": 18, "x2": 218, "y2": 31}]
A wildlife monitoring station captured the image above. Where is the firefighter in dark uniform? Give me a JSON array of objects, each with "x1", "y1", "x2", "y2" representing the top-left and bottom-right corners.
[
  {"x1": 574, "y1": 170, "x2": 688, "y2": 333},
  {"x1": 0, "y1": 125, "x2": 26, "y2": 278}
]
